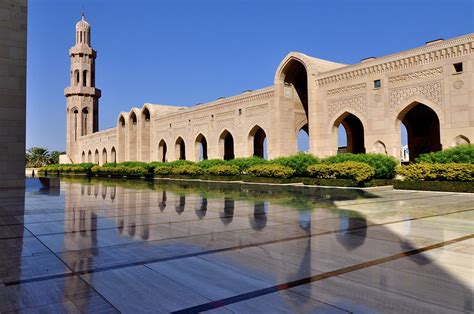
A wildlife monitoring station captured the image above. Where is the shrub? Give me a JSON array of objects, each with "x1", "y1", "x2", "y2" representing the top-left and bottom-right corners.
[
  {"x1": 396, "y1": 163, "x2": 474, "y2": 182},
  {"x1": 272, "y1": 153, "x2": 319, "y2": 176},
  {"x1": 307, "y1": 161, "x2": 375, "y2": 183},
  {"x1": 198, "y1": 159, "x2": 228, "y2": 169},
  {"x1": 206, "y1": 164, "x2": 240, "y2": 176},
  {"x1": 39, "y1": 163, "x2": 94, "y2": 173},
  {"x1": 91, "y1": 165, "x2": 148, "y2": 176},
  {"x1": 167, "y1": 160, "x2": 195, "y2": 167},
  {"x1": 154, "y1": 165, "x2": 173, "y2": 175},
  {"x1": 322, "y1": 153, "x2": 397, "y2": 179},
  {"x1": 228, "y1": 157, "x2": 268, "y2": 172},
  {"x1": 416, "y1": 144, "x2": 474, "y2": 164},
  {"x1": 247, "y1": 164, "x2": 295, "y2": 178},
  {"x1": 171, "y1": 164, "x2": 204, "y2": 176}
]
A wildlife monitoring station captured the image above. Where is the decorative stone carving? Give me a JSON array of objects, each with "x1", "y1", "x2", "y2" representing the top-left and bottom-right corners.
[
  {"x1": 374, "y1": 94, "x2": 382, "y2": 102},
  {"x1": 294, "y1": 112, "x2": 308, "y2": 132},
  {"x1": 327, "y1": 83, "x2": 366, "y2": 96},
  {"x1": 453, "y1": 80, "x2": 464, "y2": 89},
  {"x1": 327, "y1": 94, "x2": 367, "y2": 119},
  {"x1": 388, "y1": 67, "x2": 443, "y2": 84},
  {"x1": 389, "y1": 81, "x2": 443, "y2": 113}
]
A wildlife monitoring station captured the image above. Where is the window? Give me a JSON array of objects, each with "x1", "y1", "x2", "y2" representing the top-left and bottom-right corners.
[
  {"x1": 374, "y1": 79, "x2": 381, "y2": 89},
  {"x1": 453, "y1": 62, "x2": 463, "y2": 73},
  {"x1": 238, "y1": 109, "x2": 242, "y2": 115}
]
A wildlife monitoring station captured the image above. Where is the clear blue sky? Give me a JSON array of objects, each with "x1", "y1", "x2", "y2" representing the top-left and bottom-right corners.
[{"x1": 26, "y1": 0, "x2": 474, "y2": 151}]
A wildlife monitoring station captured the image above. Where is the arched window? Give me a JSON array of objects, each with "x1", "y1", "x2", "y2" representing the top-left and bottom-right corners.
[
  {"x1": 94, "y1": 149, "x2": 99, "y2": 164},
  {"x1": 73, "y1": 109, "x2": 78, "y2": 141},
  {"x1": 82, "y1": 151, "x2": 85, "y2": 163},
  {"x1": 195, "y1": 134, "x2": 208, "y2": 161},
  {"x1": 82, "y1": 70, "x2": 88, "y2": 87},
  {"x1": 158, "y1": 140, "x2": 167, "y2": 162},
  {"x1": 102, "y1": 148, "x2": 107, "y2": 165},
  {"x1": 175, "y1": 137, "x2": 186, "y2": 160},
  {"x1": 249, "y1": 126, "x2": 267, "y2": 159},
  {"x1": 74, "y1": 70, "x2": 80, "y2": 86},
  {"x1": 82, "y1": 108, "x2": 89, "y2": 136},
  {"x1": 87, "y1": 150, "x2": 92, "y2": 162},
  {"x1": 119, "y1": 116, "x2": 125, "y2": 127}
]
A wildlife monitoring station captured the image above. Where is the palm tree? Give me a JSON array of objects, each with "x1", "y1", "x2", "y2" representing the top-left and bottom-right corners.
[
  {"x1": 26, "y1": 147, "x2": 50, "y2": 167},
  {"x1": 49, "y1": 151, "x2": 65, "y2": 164}
]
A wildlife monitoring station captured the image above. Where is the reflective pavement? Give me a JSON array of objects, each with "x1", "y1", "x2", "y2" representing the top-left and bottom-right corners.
[{"x1": 0, "y1": 177, "x2": 472, "y2": 313}]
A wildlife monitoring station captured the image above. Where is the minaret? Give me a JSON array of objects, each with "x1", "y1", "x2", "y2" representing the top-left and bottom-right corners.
[{"x1": 64, "y1": 14, "x2": 101, "y2": 162}]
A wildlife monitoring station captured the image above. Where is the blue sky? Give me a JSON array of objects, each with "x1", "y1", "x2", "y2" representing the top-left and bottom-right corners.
[{"x1": 27, "y1": 0, "x2": 474, "y2": 151}]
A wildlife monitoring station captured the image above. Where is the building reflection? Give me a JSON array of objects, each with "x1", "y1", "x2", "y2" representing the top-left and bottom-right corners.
[
  {"x1": 219, "y1": 197, "x2": 234, "y2": 225},
  {"x1": 249, "y1": 201, "x2": 267, "y2": 230},
  {"x1": 195, "y1": 196, "x2": 207, "y2": 219}
]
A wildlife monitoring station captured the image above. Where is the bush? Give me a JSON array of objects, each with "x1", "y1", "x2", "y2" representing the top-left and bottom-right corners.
[
  {"x1": 416, "y1": 145, "x2": 474, "y2": 164},
  {"x1": 206, "y1": 164, "x2": 240, "y2": 176},
  {"x1": 228, "y1": 157, "x2": 268, "y2": 172},
  {"x1": 322, "y1": 153, "x2": 397, "y2": 179},
  {"x1": 91, "y1": 165, "x2": 148, "y2": 176},
  {"x1": 272, "y1": 153, "x2": 319, "y2": 176},
  {"x1": 198, "y1": 159, "x2": 228, "y2": 169},
  {"x1": 171, "y1": 164, "x2": 204, "y2": 176},
  {"x1": 39, "y1": 163, "x2": 94, "y2": 174},
  {"x1": 247, "y1": 164, "x2": 295, "y2": 178},
  {"x1": 396, "y1": 163, "x2": 474, "y2": 182},
  {"x1": 308, "y1": 161, "x2": 375, "y2": 183},
  {"x1": 154, "y1": 165, "x2": 173, "y2": 175},
  {"x1": 167, "y1": 160, "x2": 195, "y2": 167}
]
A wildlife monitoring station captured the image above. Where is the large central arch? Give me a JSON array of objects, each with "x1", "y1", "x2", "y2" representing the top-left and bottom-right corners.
[{"x1": 398, "y1": 102, "x2": 441, "y2": 162}]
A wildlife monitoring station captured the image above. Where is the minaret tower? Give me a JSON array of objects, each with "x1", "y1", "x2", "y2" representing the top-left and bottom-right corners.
[{"x1": 64, "y1": 14, "x2": 101, "y2": 162}]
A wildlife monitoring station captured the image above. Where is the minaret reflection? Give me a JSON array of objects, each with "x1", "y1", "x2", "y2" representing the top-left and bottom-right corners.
[
  {"x1": 101, "y1": 185, "x2": 107, "y2": 200},
  {"x1": 195, "y1": 196, "x2": 208, "y2": 219},
  {"x1": 110, "y1": 186, "x2": 116, "y2": 202},
  {"x1": 336, "y1": 211, "x2": 367, "y2": 250},
  {"x1": 249, "y1": 201, "x2": 268, "y2": 230},
  {"x1": 219, "y1": 197, "x2": 234, "y2": 225},
  {"x1": 158, "y1": 191, "x2": 167, "y2": 211},
  {"x1": 175, "y1": 195, "x2": 185, "y2": 215}
]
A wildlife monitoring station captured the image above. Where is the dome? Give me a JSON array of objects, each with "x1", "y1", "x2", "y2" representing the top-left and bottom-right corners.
[{"x1": 76, "y1": 14, "x2": 90, "y2": 30}]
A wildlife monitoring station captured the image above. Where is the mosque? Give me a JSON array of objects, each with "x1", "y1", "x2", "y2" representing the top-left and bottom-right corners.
[{"x1": 61, "y1": 15, "x2": 474, "y2": 165}]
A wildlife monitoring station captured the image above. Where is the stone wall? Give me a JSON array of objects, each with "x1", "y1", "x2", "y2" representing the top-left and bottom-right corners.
[{"x1": 0, "y1": 0, "x2": 27, "y2": 188}]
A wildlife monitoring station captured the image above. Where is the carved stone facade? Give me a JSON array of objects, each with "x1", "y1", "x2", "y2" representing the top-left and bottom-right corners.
[{"x1": 62, "y1": 17, "x2": 474, "y2": 164}]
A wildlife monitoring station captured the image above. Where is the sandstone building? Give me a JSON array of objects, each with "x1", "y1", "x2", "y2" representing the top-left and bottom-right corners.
[{"x1": 62, "y1": 16, "x2": 474, "y2": 165}]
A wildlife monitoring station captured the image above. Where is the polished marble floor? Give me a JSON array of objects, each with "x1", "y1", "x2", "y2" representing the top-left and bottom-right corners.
[{"x1": 0, "y1": 177, "x2": 472, "y2": 313}]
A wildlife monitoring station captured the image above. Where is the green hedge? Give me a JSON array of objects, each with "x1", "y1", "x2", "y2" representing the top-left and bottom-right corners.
[
  {"x1": 394, "y1": 180, "x2": 474, "y2": 193},
  {"x1": 415, "y1": 144, "x2": 474, "y2": 164},
  {"x1": 322, "y1": 153, "x2": 397, "y2": 179},
  {"x1": 396, "y1": 163, "x2": 474, "y2": 182},
  {"x1": 308, "y1": 161, "x2": 375, "y2": 184},
  {"x1": 228, "y1": 157, "x2": 268, "y2": 172},
  {"x1": 171, "y1": 164, "x2": 204, "y2": 176},
  {"x1": 39, "y1": 163, "x2": 94, "y2": 173},
  {"x1": 91, "y1": 165, "x2": 148, "y2": 177},
  {"x1": 206, "y1": 164, "x2": 240, "y2": 176},
  {"x1": 272, "y1": 153, "x2": 319, "y2": 177},
  {"x1": 247, "y1": 164, "x2": 295, "y2": 178}
]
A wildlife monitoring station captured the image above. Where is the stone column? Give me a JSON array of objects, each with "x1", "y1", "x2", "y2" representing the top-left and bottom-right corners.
[{"x1": 0, "y1": 0, "x2": 27, "y2": 188}]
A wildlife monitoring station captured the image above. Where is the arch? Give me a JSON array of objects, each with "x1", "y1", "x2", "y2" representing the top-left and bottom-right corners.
[
  {"x1": 94, "y1": 149, "x2": 99, "y2": 164},
  {"x1": 141, "y1": 107, "x2": 151, "y2": 162},
  {"x1": 72, "y1": 107, "x2": 79, "y2": 142},
  {"x1": 373, "y1": 140, "x2": 387, "y2": 155},
  {"x1": 111, "y1": 147, "x2": 117, "y2": 163},
  {"x1": 248, "y1": 125, "x2": 267, "y2": 158},
  {"x1": 82, "y1": 70, "x2": 88, "y2": 87},
  {"x1": 397, "y1": 102, "x2": 441, "y2": 162},
  {"x1": 117, "y1": 114, "x2": 127, "y2": 162},
  {"x1": 278, "y1": 57, "x2": 309, "y2": 154},
  {"x1": 102, "y1": 148, "x2": 107, "y2": 165},
  {"x1": 81, "y1": 107, "x2": 89, "y2": 136},
  {"x1": 118, "y1": 115, "x2": 126, "y2": 127},
  {"x1": 219, "y1": 130, "x2": 235, "y2": 160},
  {"x1": 194, "y1": 133, "x2": 208, "y2": 161},
  {"x1": 175, "y1": 137, "x2": 186, "y2": 160},
  {"x1": 74, "y1": 70, "x2": 80, "y2": 86},
  {"x1": 158, "y1": 139, "x2": 168, "y2": 162},
  {"x1": 81, "y1": 151, "x2": 85, "y2": 163},
  {"x1": 128, "y1": 111, "x2": 138, "y2": 161},
  {"x1": 453, "y1": 135, "x2": 470, "y2": 146},
  {"x1": 297, "y1": 124, "x2": 309, "y2": 152},
  {"x1": 87, "y1": 150, "x2": 92, "y2": 162},
  {"x1": 333, "y1": 112, "x2": 366, "y2": 154}
]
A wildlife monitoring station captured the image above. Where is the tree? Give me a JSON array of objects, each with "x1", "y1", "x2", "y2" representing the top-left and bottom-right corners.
[
  {"x1": 49, "y1": 151, "x2": 65, "y2": 164},
  {"x1": 26, "y1": 147, "x2": 51, "y2": 167}
]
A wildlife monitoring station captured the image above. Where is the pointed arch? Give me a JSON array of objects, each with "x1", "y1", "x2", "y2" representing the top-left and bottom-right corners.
[
  {"x1": 158, "y1": 139, "x2": 167, "y2": 162},
  {"x1": 333, "y1": 111, "x2": 366, "y2": 154},
  {"x1": 81, "y1": 107, "x2": 89, "y2": 136},
  {"x1": 94, "y1": 149, "x2": 99, "y2": 164},
  {"x1": 194, "y1": 133, "x2": 208, "y2": 161},
  {"x1": 397, "y1": 101, "x2": 441, "y2": 162},
  {"x1": 141, "y1": 107, "x2": 151, "y2": 162},
  {"x1": 117, "y1": 113, "x2": 127, "y2": 162},
  {"x1": 175, "y1": 136, "x2": 186, "y2": 160},
  {"x1": 248, "y1": 125, "x2": 267, "y2": 159},
  {"x1": 128, "y1": 110, "x2": 138, "y2": 161},
  {"x1": 87, "y1": 150, "x2": 92, "y2": 162},
  {"x1": 82, "y1": 151, "x2": 85, "y2": 163},
  {"x1": 82, "y1": 70, "x2": 88, "y2": 87},
  {"x1": 111, "y1": 146, "x2": 117, "y2": 163},
  {"x1": 102, "y1": 148, "x2": 107, "y2": 165},
  {"x1": 219, "y1": 129, "x2": 235, "y2": 160},
  {"x1": 453, "y1": 135, "x2": 470, "y2": 146}
]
